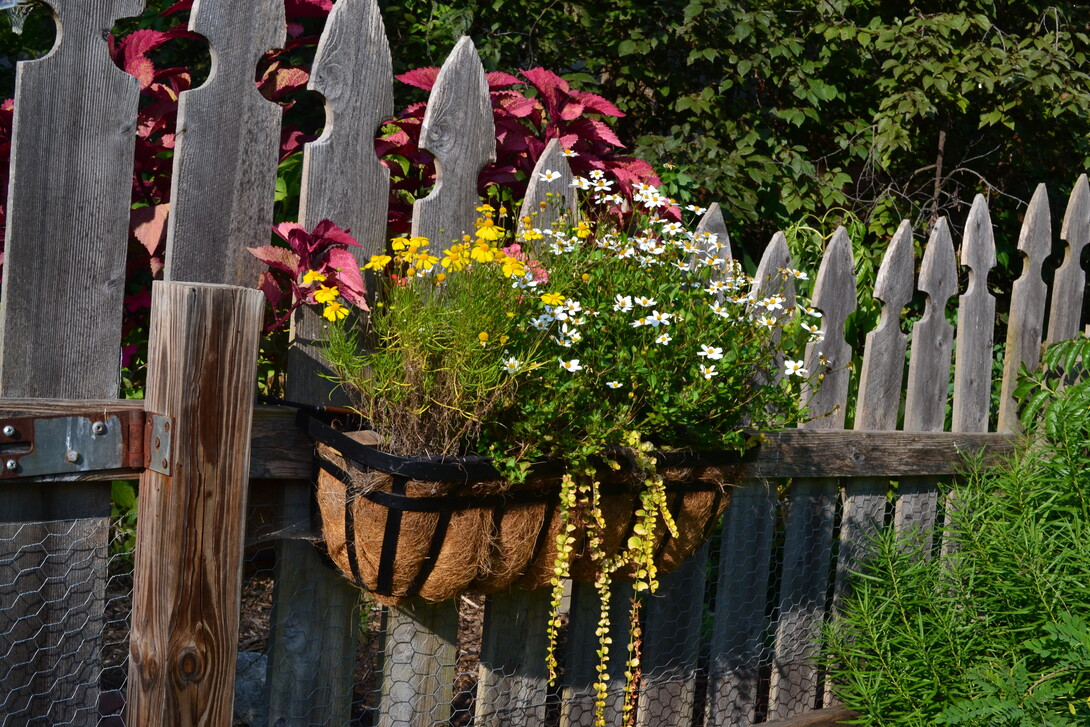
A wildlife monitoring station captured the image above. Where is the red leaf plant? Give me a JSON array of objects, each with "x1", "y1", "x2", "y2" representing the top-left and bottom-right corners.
[{"x1": 250, "y1": 219, "x2": 369, "y2": 333}]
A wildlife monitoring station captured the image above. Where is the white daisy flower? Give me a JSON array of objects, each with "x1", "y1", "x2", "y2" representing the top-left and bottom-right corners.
[
  {"x1": 538, "y1": 169, "x2": 562, "y2": 182},
  {"x1": 606, "y1": 381, "x2": 622, "y2": 388},
  {"x1": 559, "y1": 358, "x2": 583, "y2": 372},
  {"x1": 655, "y1": 333, "x2": 672, "y2": 345},
  {"x1": 699, "y1": 364, "x2": 719, "y2": 380},
  {"x1": 784, "y1": 360, "x2": 809, "y2": 377},
  {"x1": 501, "y1": 357, "x2": 521, "y2": 374},
  {"x1": 698, "y1": 344, "x2": 724, "y2": 360},
  {"x1": 613, "y1": 295, "x2": 634, "y2": 312},
  {"x1": 562, "y1": 148, "x2": 579, "y2": 157},
  {"x1": 634, "y1": 296, "x2": 657, "y2": 307}
]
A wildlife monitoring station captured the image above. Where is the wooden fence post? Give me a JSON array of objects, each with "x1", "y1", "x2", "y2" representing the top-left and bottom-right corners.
[{"x1": 127, "y1": 281, "x2": 264, "y2": 725}]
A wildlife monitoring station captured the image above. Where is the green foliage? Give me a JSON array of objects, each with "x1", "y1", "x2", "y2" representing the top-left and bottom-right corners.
[{"x1": 824, "y1": 335, "x2": 1090, "y2": 726}]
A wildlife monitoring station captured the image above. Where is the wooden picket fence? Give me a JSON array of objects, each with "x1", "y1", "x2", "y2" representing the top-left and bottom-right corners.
[{"x1": 0, "y1": 1, "x2": 1086, "y2": 726}]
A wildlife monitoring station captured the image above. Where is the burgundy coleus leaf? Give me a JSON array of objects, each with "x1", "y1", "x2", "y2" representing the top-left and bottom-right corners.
[
  {"x1": 162, "y1": 0, "x2": 193, "y2": 15},
  {"x1": 397, "y1": 67, "x2": 440, "y2": 92},
  {"x1": 280, "y1": 128, "x2": 314, "y2": 161},
  {"x1": 566, "y1": 117, "x2": 625, "y2": 148},
  {"x1": 258, "y1": 62, "x2": 310, "y2": 104},
  {"x1": 124, "y1": 289, "x2": 152, "y2": 313},
  {"x1": 311, "y1": 219, "x2": 361, "y2": 249},
  {"x1": 498, "y1": 93, "x2": 539, "y2": 119},
  {"x1": 324, "y1": 248, "x2": 368, "y2": 309},
  {"x1": 249, "y1": 244, "x2": 302, "y2": 277},
  {"x1": 520, "y1": 68, "x2": 570, "y2": 119},
  {"x1": 121, "y1": 344, "x2": 139, "y2": 369},
  {"x1": 571, "y1": 90, "x2": 625, "y2": 118},
  {"x1": 558, "y1": 101, "x2": 585, "y2": 122},
  {"x1": 486, "y1": 71, "x2": 522, "y2": 89}
]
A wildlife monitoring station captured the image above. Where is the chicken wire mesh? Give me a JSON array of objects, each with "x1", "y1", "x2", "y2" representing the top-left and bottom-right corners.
[{"x1": 0, "y1": 476, "x2": 931, "y2": 726}]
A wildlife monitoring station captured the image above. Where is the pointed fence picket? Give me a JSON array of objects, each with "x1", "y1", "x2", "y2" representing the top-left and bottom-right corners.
[{"x1": 3, "y1": 2, "x2": 1090, "y2": 726}]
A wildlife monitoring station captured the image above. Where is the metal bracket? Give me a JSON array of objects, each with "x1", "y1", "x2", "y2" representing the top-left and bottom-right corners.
[
  {"x1": 0, "y1": 414, "x2": 130, "y2": 478},
  {"x1": 145, "y1": 413, "x2": 174, "y2": 476}
]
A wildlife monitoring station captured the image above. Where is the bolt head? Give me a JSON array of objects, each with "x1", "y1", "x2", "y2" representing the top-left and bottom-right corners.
[
  {"x1": 92, "y1": 422, "x2": 107, "y2": 435},
  {"x1": 5, "y1": 459, "x2": 17, "y2": 471},
  {"x1": 65, "y1": 450, "x2": 80, "y2": 464},
  {"x1": 2, "y1": 425, "x2": 15, "y2": 437}
]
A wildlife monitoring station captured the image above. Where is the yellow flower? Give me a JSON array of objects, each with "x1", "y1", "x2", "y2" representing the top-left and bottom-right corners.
[
  {"x1": 391, "y1": 236, "x2": 410, "y2": 251},
  {"x1": 575, "y1": 221, "x2": 592, "y2": 239},
  {"x1": 581, "y1": 273, "x2": 590, "y2": 282},
  {"x1": 301, "y1": 269, "x2": 326, "y2": 286},
  {"x1": 499, "y1": 334, "x2": 509, "y2": 344},
  {"x1": 478, "y1": 331, "x2": 489, "y2": 345},
  {"x1": 476, "y1": 203, "x2": 495, "y2": 213},
  {"x1": 364, "y1": 254, "x2": 392, "y2": 271},
  {"x1": 414, "y1": 252, "x2": 439, "y2": 270},
  {"x1": 540, "y1": 292, "x2": 565, "y2": 306},
  {"x1": 314, "y1": 285, "x2": 339, "y2": 304},
  {"x1": 475, "y1": 218, "x2": 503, "y2": 242},
  {"x1": 500, "y1": 255, "x2": 526, "y2": 278},
  {"x1": 471, "y1": 242, "x2": 497, "y2": 263},
  {"x1": 323, "y1": 302, "x2": 349, "y2": 321},
  {"x1": 441, "y1": 244, "x2": 469, "y2": 271},
  {"x1": 435, "y1": 272, "x2": 447, "y2": 282}
]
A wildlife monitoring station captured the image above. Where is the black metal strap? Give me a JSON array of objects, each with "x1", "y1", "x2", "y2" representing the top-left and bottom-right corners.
[{"x1": 375, "y1": 474, "x2": 408, "y2": 596}]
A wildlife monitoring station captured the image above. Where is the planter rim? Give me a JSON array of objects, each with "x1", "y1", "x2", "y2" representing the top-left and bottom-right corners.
[{"x1": 296, "y1": 408, "x2": 754, "y2": 485}]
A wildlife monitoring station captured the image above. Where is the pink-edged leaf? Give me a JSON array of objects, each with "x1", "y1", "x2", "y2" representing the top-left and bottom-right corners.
[
  {"x1": 280, "y1": 128, "x2": 313, "y2": 161},
  {"x1": 149, "y1": 255, "x2": 165, "y2": 277},
  {"x1": 521, "y1": 67, "x2": 570, "y2": 99},
  {"x1": 559, "y1": 101, "x2": 585, "y2": 121},
  {"x1": 127, "y1": 57, "x2": 157, "y2": 91},
  {"x1": 486, "y1": 71, "x2": 522, "y2": 89},
  {"x1": 567, "y1": 117, "x2": 625, "y2": 148},
  {"x1": 612, "y1": 157, "x2": 660, "y2": 184},
  {"x1": 313, "y1": 219, "x2": 361, "y2": 248},
  {"x1": 273, "y1": 221, "x2": 307, "y2": 245},
  {"x1": 249, "y1": 245, "x2": 301, "y2": 276},
  {"x1": 269, "y1": 65, "x2": 310, "y2": 97},
  {"x1": 572, "y1": 90, "x2": 625, "y2": 117},
  {"x1": 500, "y1": 94, "x2": 540, "y2": 119},
  {"x1": 131, "y1": 203, "x2": 170, "y2": 256},
  {"x1": 397, "y1": 67, "x2": 441, "y2": 91},
  {"x1": 285, "y1": 0, "x2": 333, "y2": 17},
  {"x1": 257, "y1": 271, "x2": 287, "y2": 307},
  {"x1": 325, "y1": 248, "x2": 368, "y2": 309},
  {"x1": 557, "y1": 132, "x2": 581, "y2": 150}
]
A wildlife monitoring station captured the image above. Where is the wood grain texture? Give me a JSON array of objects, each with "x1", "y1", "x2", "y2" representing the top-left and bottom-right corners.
[
  {"x1": 410, "y1": 36, "x2": 496, "y2": 248},
  {"x1": 0, "y1": 2, "x2": 143, "y2": 720},
  {"x1": 518, "y1": 138, "x2": 578, "y2": 231},
  {"x1": 1046, "y1": 174, "x2": 1089, "y2": 346},
  {"x1": 770, "y1": 227, "x2": 855, "y2": 720},
  {"x1": 379, "y1": 599, "x2": 459, "y2": 727},
  {"x1": 706, "y1": 482, "x2": 777, "y2": 726},
  {"x1": 951, "y1": 195, "x2": 997, "y2": 434},
  {"x1": 560, "y1": 581, "x2": 633, "y2": 727},
  {"x1": 267, "y1": 3, "x2": 390, "y2": 721},
  {"x1": 761, "y1": 707, "x2": 860, "y2": 727},
  {"x1": 637, "y1": 545, "x2": 707, "y2": 727},
  {"x1": 475, "y1": 589, "x2": 551, "y2": 726},
  {"x1": 163, "y1": 0, "x2": 285, "y2": 286},
  {"x1": 127, "y1": 281, "x2": 263, "y2": 726},
  {"x1": 998, "y1": 184, "x2": 1051, "y2": 433},
  {"x1": 897, "y1": 218, "x2": 957, "y2": 541}
]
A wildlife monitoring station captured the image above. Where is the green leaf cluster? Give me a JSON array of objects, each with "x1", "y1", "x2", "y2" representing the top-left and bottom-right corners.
[{"x1": 824, "y1": 335, "x2": 1090, "y2": 726}]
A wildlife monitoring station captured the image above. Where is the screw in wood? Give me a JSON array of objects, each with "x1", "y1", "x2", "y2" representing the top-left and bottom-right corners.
[
  {"x1": 5, "y1": 459, "x2": 17, "y2": 471},
  {"x1": 92, "y1": 422, "x2": 107, "y2": 436},
  {"x1": 2, "y1": 425, "x2": 14, "y2": 437}
]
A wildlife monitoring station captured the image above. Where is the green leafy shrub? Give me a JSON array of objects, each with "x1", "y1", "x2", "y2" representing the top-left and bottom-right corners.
[{"x1": 823, "y1": 336, "x2": 1090, "y2": 725}]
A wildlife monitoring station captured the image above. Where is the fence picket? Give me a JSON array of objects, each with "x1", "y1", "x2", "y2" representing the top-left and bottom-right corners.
[
  {"x1": 163, "y1": 0, "x2": 285, "y2": 285},
  {"x1": 560, "y1": 581, "x2": 634, "y2": 726},
  {"x1": 998, "y1": 185, "x2": 1051, "y2": 432},
  {"x1": 897, "y1": 218, "x2": 957, "y2": 542},
  {"x1": 952, "y1": 195, "x2": 997, "y2": 434},
  {"x1": 830, "y1": 220, "x2": 913, "y2": 655},
  {"x1": 475, "y1": 589, "x2": 551, "y2": 725},
  {"x1": 768, "y1": 227, "x2": 855, "y2": 720},
  {"x1": 706, "y1": 232, "x2": 791, "y2": 727},
  {"x1": 266, "y1": 2, "x2": 394, "y2": 722},
  {"x1": 410, "y1": 36, "x2": 496, "y2": 248},
  {"x1": 518, "y1": 137, "x2": 578, "y2": 229},
  {"x1": 1046, "y1": 175, "x2": 1090, "y2": 345},
  {"x1": 380, "y1": 600, "x2": 460, "y2": 727},
  {"x1": 0, "y1": 1, "x2": 143, "y2": 720}
]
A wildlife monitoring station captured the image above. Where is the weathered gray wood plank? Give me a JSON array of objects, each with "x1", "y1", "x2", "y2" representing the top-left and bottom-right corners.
[
  {"x1": 518, "y1": 138, "x2": 578, "y2": 232},
  {"x1": 379, "y1": 599, "x2": 459, "y2": 727},
  {"x1": 163, "y1": 0, "x2": 285, "y2": 285},
  {"x1": 706, "y1": 481, "x2": 777, "y2": 727},
  {"x1": 769, "y1": 227, "x2": 855, "y2": 720},
  {"x1": 951, "y1": 195, "x2": 997, "y2": 434},
  {"x1": 0, "y1": 1, "x2": 143, "y2": 720},
  {"x1": 410, "y1": 36, "x2": 496, "y2": 248},
  {"x1": 638, "y1": 544, "x2": 708, "y2": 727},
  {"x1": 897, "y1": 218, "x2": 957, "y2": 543},
  {"x1": 697, "y1": 202, "x2": 733, "y2": 265},
  {"x1": 475, "y1": 589, "x2": 551, "y2": 726},
  {"x1": 266, "y1": 3, "x2": 392, "y2": 723},
  {"x1": 998, "y1": 184, "x2": 1051, "y2": 433},
  {"x1": 1046, "y1": 174, "x2": 1089, "y2": 346},
  {"x1": 831, "y1": 221, "x2": 913, "y2": 647}
]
